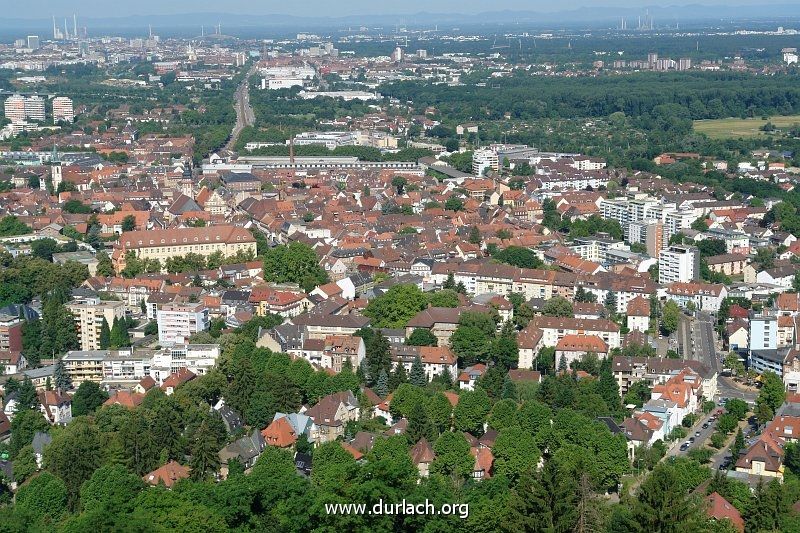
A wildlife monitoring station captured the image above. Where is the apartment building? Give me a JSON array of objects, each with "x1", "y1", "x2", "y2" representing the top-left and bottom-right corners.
[
  {"x1": 472, "y1": 149, "x2": 499, "y2": 176},
  {"x1": 0, "y1": 313, "x2": 23, "y2": 355},
  {"x1": 114, "y1": 225, "x2": 257, "y2": 273},
  {"x1": 528, "y1": 316, "x2": 621, "y2": 349},
  {"x1": 150, "y1": 343, "x2": 220, "y2": 382},
  {"x1": 62, "y1": 350, "x2": 109, "y2": 384},
  {"x1": 67, "y1": 297, "x2": 126, "y2": 351},
  {"x1": 156, "y1": 303, "x2": 209, "y2": 345},
  {"x1": 658, "y1": 245, "x2": 700, "y2": 284},
  {"x1": 52, "y1": 96, "x2": 74, "y2": 124}
]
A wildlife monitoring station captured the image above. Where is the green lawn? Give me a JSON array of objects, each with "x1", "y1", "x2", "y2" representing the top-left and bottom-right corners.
[{"x1": 693, "y1": 115, "x2": 800, "y2": 139}]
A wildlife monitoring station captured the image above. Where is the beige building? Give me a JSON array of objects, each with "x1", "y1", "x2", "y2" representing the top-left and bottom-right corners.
[
  {"x1": 67, "y1": 297, "x2": 126, "y2": 351},
  {"x1": 114, "y1": 225, "x2": 257, "y2": 273},
  {"x1": 52, "y1": 96, "x2": 74, "y2": 124},
  {"x1": 61, "y1": 350, "x2": 110, "y2": 384}
]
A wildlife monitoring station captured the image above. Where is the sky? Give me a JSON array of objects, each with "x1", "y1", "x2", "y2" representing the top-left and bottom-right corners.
[{"x1": 5, "y1": 0, "x2": 776, "y2": 19}]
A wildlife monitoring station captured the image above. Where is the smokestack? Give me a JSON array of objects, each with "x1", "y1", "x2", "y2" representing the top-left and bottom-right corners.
[
  {"x1": 53, "y1": 15, "x2": 57, "y2": 39},
  {"x1": 64, "y1": 18, "x2": 69, "y2": 39},
  {"x1": 73, "y1": 14, "x2": 77, "y2": 38}
]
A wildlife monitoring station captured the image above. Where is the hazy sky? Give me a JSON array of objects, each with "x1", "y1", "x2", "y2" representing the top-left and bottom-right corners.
[{"x1": 6, "y1": 0, "x2": 772, "y2": 18}]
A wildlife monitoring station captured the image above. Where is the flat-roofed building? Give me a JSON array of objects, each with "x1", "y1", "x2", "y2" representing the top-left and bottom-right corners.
[{"x1": 66, "y1": 297, "x2": 126, "y2": 351}]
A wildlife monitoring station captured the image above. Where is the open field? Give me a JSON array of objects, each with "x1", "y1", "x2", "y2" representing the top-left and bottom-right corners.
[{"x1": 694, "y1": 115, "x2": 800, "y2": 139}]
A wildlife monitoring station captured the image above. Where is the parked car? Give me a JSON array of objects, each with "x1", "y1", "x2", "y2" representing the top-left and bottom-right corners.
[
  {"x1": 680, "y1": 443, "x2": 690, "y2": 451},
  {"x1": 695, "y1": 431, "x2": 701, "y2": 437}
]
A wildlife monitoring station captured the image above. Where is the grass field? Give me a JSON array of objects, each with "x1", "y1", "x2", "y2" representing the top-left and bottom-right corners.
[{"x1": 693, "y1": 115, "x2": 800, "y2": 139}]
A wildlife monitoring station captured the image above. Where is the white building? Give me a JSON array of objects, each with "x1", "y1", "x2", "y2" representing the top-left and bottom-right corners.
[
  {"x1": 150, "y1": 343, "x2": 220, "y2": 382},
  {"x1": 472, "y1": 149, "x2": 499, "y2": 176},
  {"x1": 3, "y1": 95, "x2": 25, "y2": 124},
  {"x1": 24, "y1": 96, "x2": 45, "y2": 122},
  {"x1": 52, "y1": 96, "x2": 74, "y2": 124},
  {"x1": 658, "y1": 245, "x2": 699, "y2": 284},
  {"x1": 156, "y1": 303, "x2": 209, "y2": 345}
]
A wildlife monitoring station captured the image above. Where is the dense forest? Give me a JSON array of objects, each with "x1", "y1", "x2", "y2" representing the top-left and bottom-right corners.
[{"x1": 383, "y1": 71, "x2": 800, "y2": 123}]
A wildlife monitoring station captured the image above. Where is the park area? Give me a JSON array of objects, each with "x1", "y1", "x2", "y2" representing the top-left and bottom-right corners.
[{"x1": 694, "y1": 114, "x2": 800, "y2": 139}]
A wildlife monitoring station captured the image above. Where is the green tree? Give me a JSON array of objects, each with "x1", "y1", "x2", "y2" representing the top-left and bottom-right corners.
[
  {"x1": 453, "y1": 388, "x2": 491, "y2": 435},
  {"x1": 492, "y1": 426, "x2": 540, "y2": 482},
  {"x1": 95, "y1": 252, "x2": 114, "y2": 277},
  {"x1": 99, "y1": 317, "x2": 111, "y2": 349},
  {"x1": 542, "y1": 296, "x2": 573, "y2": 317},
  {"x1": 262, "y1": 241, "x2": 329, "y2": 292},
  {"x1": 14, "y1": 471, "x2": 69, "y2": 523},
  {"x1": 363, "y1": 284, "x2": 428, "y2": 328},
  {"x1": 432, "y1": 431, "x2": 473, "y2": 479},
  {"x1": 80, "y1": 464, "x2": 144, "y2": 514},
  {"x1": 71, "y1": 381, "x2": 109, "y2": 416},
  {"x1": 43, "y1": 418, "x2": 103, "y2": 509},
  {"x1": 11, "y1": 444, "x2": 37, "y2": 484},
  {"x1": 121, "y1": 214, "x2": 137, "y2": 232},
  {"x1": 53, "y1": 358, "x2": 71, "y2": 391},
  {"x1": 661, "y1": 300, "x2": 681, "y2": 335},
  {"x1": 756, "y1": 371, "x2": 786, "y2": 422},
  {"x1": 468, "y1": 226, "x2": 482, "y2": 245},
  {"x1": 632, "y1": 461, "x2": 704, "y2": 532},
  {"x1": 409, "y1": 355, "x2": 427, "y2": 386},
  {"x1": 189, "y1": 420, "x2": 221, "y2": 481}
]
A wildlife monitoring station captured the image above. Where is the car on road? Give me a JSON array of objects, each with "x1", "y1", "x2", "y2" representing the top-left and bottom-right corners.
[
  {"x1": 702, "y1": 423, "x2": 710, "y2": 429},
  {"x1": 679, "y1": 443, "x2": 689, "y2": 451},
  {"x1": 695, "y1": 431, "x2": 701, "y2": 437}
]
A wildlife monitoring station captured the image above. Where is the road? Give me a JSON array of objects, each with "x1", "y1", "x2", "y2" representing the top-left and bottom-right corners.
[{"x1": 225, "y1": 62, "x2": 258, "y2": 152}]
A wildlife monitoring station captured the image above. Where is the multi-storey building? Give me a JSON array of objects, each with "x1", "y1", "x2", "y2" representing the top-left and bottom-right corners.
[
  {"x1": 3, "y1": 95, "x2": 25, "y2": 124},
  {"x1": 24, "y1": 96, "x2": 45, "y2": 122},
  {"x1": 52, "y1": 96, "x2": 74, "y2": 123},
  {"x1": 0, "y1": 313, "x2": 23, "y2": 355},
  {"x1": 114, "y1": 225, "x2": 257, "y2": 273},
  {"x1": 472, "y1": 149, "x2": 499, "y2": 176},
  {"x1": 61, "y1": 350, "x2": 109, "y2": 384},
  {"x1": 156, "y1": 303, "x2": 209, "y2": 345},
  {"x1": 66, "y1": 297, "x2": 126, "y2": 351},
  {"x1": 658, "y1": 245, "x2": 699, "y2": 284},
  {"x1": 150, "y1": 343, "x2": 220, "y2": 381}
]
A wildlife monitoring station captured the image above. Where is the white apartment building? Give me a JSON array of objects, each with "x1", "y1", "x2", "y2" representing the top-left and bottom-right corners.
[
  {"x1": 3, "y1": 95, "x2": 25, "y2": 124},
  {"x1": 157, "y1": 303, "x2": 209, "y2": 345},
  {"x1": 150, "y1": 343, "x2": 220, "y2": 382},
  {"x1": 52, "y1": 96, "x2": 74, "y2": 124},
  {"x1": 472, "y1": 149, "x2": 499, "y2": 176},
  {"x1": 102, "y1": 351, "x2": 151, "y2": 385},
  {"x1": 658, "y1": 245, "x2": 699, "y2": 284},
  {"x1": 66, "y1": 297, "x2": 126, "y2": 351},
  {"x1": 24, "y1": 96, "x2": 45, "y2": 122}
]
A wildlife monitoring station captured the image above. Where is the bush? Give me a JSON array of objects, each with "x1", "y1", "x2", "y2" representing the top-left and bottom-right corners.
[
  {"x1": 710, "y1": 432, "x2": 727, "y2": 449},
  {"x1": 688, "y1": 447, "x2": 714, "y2": 464}
]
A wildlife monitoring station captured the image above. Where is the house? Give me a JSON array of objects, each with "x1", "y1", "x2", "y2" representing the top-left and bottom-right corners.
[
  {"x1": 0, "y1": 412, "x2": 10, "y2": 441},
  {"x1": 529, "y1": 316, "x2": 621, "y2": 349},
  {"x1": 419, "y1": 346, "x2": 458, "y2": 382},
  {"x1": 38, "y1": 390, "x2": 72, "y2": 425},
  {"x1": 470, "y1": 446, "x2": 494, "y2": 480},
  {"x1": 219, "y1": 429, "x2": 266, "y2": 479},
  {"x1": 160, "y1": 368, "x2": 196, "y2": 395},
  {"x1": 410, "y1": 438, "x2": 435, "y2": 477},
  {"x1": 705, "y1": 492, "x2": 744, "y2": 532},
  {"x1": 143, "y1": 460, "x2": 191, "y2": 488},
  {"x1": 405, "y1": 307, "x2": 462, "y2": 347},
  {"x1": 726, "y1": 320, "x2": 749, "y2": 353},
  {"x1": 626, "y1": 296, "x2": 650, "y2": 333},
  {"x1": 555, "y1": 335, "x2": 609, "y2": 368},
  {"x1": 104, "y1": 389, "x2": 145, "y2": 409},
  {"x1": 261, "y1": 416, "x2": 298, "y2": 448},
  {"x1": 213, "y1": 398, "x2": 244, "y2": 434},
  {"x1": 135, "y1": 375, "x2": 157, "y2": 394},
  {"x1": 305, "y1": 390, "x2": 360, "y2": 444},
  {"x1": 31, "y1": 431, "x2": 51, "y2": 468},
  {"x1": 458, "y1": 364, "x2": 488, "y2": 390},
  {"x1": 321, "y1": 335, "x2": 365, "y2": 373},
  {"x1": 735, "y1": 433, "x2": 784, "y2": 481}
]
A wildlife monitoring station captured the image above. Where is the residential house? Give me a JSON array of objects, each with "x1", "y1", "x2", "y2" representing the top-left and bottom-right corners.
[{"x1": 143, "y1": 461, "x2": 191, "y2": 488}]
